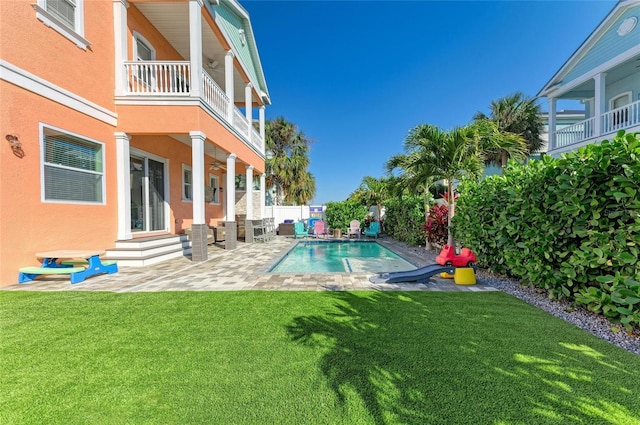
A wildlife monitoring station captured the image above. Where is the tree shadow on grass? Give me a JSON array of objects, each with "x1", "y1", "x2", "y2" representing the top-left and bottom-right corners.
[{"x1": 286, "y1": 291, "x2": 640, "y2": 425}]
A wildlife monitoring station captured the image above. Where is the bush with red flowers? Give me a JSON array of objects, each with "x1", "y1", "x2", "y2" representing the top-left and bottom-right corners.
[{"x1": 422, "y1": 204, "x2": 448, "y2": 247}]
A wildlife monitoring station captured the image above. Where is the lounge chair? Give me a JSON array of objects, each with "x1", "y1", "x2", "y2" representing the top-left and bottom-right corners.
[
  {"x1": 314, "y1": 220, "x2": 329, "y2": 238},
  {"x1": 364, "y1": 221, "x2": 380, "y2": 238},
  {"x1": 347, "y1": 220, "x2": 361, "y2": 238},
  {"x1": 294, "y1": 222, "x2": 307, "y2": 238}
]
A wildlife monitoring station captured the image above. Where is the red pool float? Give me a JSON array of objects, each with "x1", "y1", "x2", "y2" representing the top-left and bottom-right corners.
[{"x1": 435, "y1": 245, "x2": 477, "y2": 268}]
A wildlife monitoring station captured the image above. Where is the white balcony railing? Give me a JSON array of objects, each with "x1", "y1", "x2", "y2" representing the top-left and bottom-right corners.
[
  {"x1": 125, "y1": 61, "x2": 190, "y2": 95},
  {"x1": 555, "y1": 117, "x2": 596, "y2": 148},
  {"x1": 603, "y1": 100, "x2": 640, "y2": 134},
  {"x1": 123, "y1": 61, "x2": 263, "y2": 154},
  {"x1": 202, "y1": 71, "x2": 229, "y2": 118}
]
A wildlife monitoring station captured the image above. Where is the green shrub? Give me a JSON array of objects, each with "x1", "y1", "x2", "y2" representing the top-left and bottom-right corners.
[
  {"x1": 453, "y1": 131, "x2": 640, "y2": 331},
  {"x1": 384, "y1": 196, "x2": 425, "y2": 246},
  {"x1": 325, "y1": 201, "x2": 368, "y2": 233}
]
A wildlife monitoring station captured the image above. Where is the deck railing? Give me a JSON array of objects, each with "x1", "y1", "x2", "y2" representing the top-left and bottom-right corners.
[
  {"x1": 552, "y1": 100, "x2": 640, "y2": 151},
  {"x1": 123, "y1": 61, "x2": 263, "y2": 154},
  {"x1": 554, "y1": 117, "x2": 595, "y2": 148},
  {"x1": 603, "y1": 100, "x2": 640, "y2": 134},
  {"x1": 125, "y1": 61, "x2": 190, "y2": 95}
]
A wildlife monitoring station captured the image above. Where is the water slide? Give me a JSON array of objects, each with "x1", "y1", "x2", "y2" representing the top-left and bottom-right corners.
[{"x1": 369, "y1": 263, "x2": 455, "y2": 284}]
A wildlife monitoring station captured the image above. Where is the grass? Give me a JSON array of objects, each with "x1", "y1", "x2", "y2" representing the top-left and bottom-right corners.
[{"x1": 1, "y1": 290, "x2": 639, "y2": 425}]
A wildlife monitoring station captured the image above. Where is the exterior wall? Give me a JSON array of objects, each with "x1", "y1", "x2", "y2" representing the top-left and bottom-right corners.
[
  {"x1": 128, "y1": 4, "x2": 184, "y2": 62},
  {"x1": 0, "y1": 0, "x2": 116, "y2": 112},
  {"x1": 563, "y1": 5, "x2": 640, "y2": 83},
  {"x1": 0, "y1": 82, "x2": 118, "y2": 287},
  {"x1": 605, "y1": 74, "x2": 638, "y2": 107}
]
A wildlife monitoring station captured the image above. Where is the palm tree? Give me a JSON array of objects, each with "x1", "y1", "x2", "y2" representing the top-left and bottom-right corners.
[
  {"x1": 387, "y1": 124, "x2": 483, "y2": 247},
  {"x1": 264, "y1": 117, "x2": 316, "y2": 205},
  {"x1": 349, "y1": 176, "x2": 389, "y2": 228},
  {"x1": 474, "y1": 92, "x2": 544, "y2": 168}
]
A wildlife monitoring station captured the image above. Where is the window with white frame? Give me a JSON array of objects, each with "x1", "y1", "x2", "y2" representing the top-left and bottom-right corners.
[
  {"x1": 208, "y1": 174, "x2": 220, "y2": 204},
  {"x1": 182, "y1": 165, "x2": 193, "y2": 201},
  {"x1": 42, "y1": 126, "x2": 104, "y2": 203},
  {"x1": 34, "y1": 0, "x2": 89, "y2": 49}
]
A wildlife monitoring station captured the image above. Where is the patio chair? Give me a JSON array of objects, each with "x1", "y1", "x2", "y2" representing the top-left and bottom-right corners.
[
  {"x1": 347, "y1": 220, "x2": 361, "y2": 238},
  {"x1": 364, "y1": 221, "x2": 380, "y2": 238},
  {"x1": 294, "y1": 222, "x2": 307, "y2": 239},
  {"x1": 314, "y1": 220, "x2": 329, "y2": 238}
]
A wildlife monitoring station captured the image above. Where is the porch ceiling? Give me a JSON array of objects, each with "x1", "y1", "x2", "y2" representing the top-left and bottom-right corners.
[
  {"x1": 134, "y1": 2, "x2": 249, "y2": 102},
  {"x1": 559, "y1": 53, "x2": 640, "y2": 100}
]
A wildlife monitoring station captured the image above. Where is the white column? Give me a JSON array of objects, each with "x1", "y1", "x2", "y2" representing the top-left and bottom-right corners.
[
  {"x1": 245, "y1": 83, "x2": 253, "y2": 129},
  {"x1": 226, "y1": 153, "x2": 237, "y2": 220},
  {"x1": 260, "y1": 173, "x2": 266, "y2": 219},
  {"x1": 190, "y1": 131, "x2": 206, "y2": 224},
  {"x1": 115, "y1": 132, "x2": 132, "y2": 240},
  {"x1": 113, "y1": 0, "x2": 129, "y2": 96},
  {"x1": 594, "y1": 73, "x2": 606, "y2": 136},
  {"x1": 548, "y1": 97, "x2": 556, "y2": 151},
  {"x1": 189, "y1": 0, "x2": 204, "y2": 98},
  {"x1": 259, "y1": 105, "x2": 265, "y2": 152},
  {"x1": 245, "y1": 165, "x2": 254, "y2": 219},
  {"x1": 224, "y1": 50, "x2": 235, "y2": 122}
]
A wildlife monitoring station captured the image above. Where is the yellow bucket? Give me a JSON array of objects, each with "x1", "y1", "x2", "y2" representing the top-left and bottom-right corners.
[
  {"x1": 454, "y1": 268, "x2": 476, "y2": 285},
  {"x1": 440, "y1": 272, "x2": 455, "y2": 279}
]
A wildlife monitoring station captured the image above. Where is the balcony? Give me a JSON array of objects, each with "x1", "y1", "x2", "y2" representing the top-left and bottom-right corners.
[
  {"x1": 552, "y1": 99, "x2": 640, "y2": 151},
  {"x1": 123, "y1": 60, "x2": 263, "y2": 155}
]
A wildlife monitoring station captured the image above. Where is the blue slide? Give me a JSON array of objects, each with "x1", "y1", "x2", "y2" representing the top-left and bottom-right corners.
[{"x1": 369, "y1": 263, "x2": 455, "y2": 284}]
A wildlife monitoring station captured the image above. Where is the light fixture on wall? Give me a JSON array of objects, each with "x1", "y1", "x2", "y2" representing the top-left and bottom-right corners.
[{"x1": 238, "y1": 29, "x2": 246, "y2": 46}]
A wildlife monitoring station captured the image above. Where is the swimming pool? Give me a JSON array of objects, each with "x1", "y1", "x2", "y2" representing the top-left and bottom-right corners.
[{"x1": 269, "y1": 240, "x2": 416, "y2": 273}]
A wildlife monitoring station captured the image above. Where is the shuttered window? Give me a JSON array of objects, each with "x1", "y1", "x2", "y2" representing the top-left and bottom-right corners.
[
  {"x1": 46, "y1": 0, "x2": 76, "y2": 29},
  {"x1": 43, "y1": 128, "x2": 104, "y2": 203}
]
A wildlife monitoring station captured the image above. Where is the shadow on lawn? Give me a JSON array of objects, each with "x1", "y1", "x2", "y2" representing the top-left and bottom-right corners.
[{"x1": 286, "y1": 291, "x2": 640, "y2": 425}]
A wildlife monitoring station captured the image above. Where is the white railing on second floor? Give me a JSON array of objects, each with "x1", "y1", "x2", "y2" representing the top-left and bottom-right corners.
[
  {"x1": 202, "y1": 71, "x2": 229, "y2": 119},
  {"x1": 602, "y1": 100, "x2": 640, "y2": 134},
  {"x1": 554, "y1": 117, "x2": 596, "y2": 148},
  {"x1": 123, "y1": 61, "x2": 264, "y2": 154},
  {"x1": 125, "y1": 61, "x2": 190, "y2": 95},
  {"x1": 233, "y1": 107, "x2": 249, "y2": 137}
]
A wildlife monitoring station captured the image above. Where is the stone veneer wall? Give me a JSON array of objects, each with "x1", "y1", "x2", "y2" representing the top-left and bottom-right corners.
[{"x1": 234, "y1": 191, "x2": 262, "y2": 218}]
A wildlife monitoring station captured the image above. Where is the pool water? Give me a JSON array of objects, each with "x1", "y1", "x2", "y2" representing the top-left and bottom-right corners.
[{"x1": 269, "y1": 241, "x2": 416, "y2": 273}]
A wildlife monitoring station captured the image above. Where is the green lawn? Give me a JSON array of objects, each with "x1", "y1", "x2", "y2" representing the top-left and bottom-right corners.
[{"x1": 1, "y1": 291, "x2": 639, "y2": 424}]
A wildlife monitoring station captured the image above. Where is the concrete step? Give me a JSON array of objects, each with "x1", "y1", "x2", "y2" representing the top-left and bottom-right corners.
[{"x1": 105, "y1": 247, "x2": 192, "y2": 267}]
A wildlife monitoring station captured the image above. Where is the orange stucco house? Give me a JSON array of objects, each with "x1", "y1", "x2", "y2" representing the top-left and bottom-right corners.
[{"x1": 0, "y1": 0, "x2": 271, "y2": 287}]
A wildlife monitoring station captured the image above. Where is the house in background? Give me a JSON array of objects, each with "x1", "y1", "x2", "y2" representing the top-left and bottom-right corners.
[
  {"x1": 537, "y1": 0, "x2": 640, "y2": 157},
  {"x1": 0, "y1": 0, "x2": 270, "y2": 287},
  {"x1": 538, "y1": 109, "x2": 586, "y2": 153}
]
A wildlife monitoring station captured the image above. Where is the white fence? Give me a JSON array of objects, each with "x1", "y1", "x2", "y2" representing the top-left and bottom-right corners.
[{"x1": 264, "y1": 206, "x2": 314, "y2": 227}]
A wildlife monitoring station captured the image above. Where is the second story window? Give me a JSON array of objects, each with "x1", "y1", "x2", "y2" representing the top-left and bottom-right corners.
[{"x1": 34, "y1": 0, "x2": 89, "y2": 49}]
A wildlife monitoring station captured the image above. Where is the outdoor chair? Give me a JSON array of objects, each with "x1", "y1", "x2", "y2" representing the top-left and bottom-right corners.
[
  {"x1": 364, "y1": 221, "x2": 380, "y2": 238},
  {"x1": 294, "y1": 222, "x2": 307, "y2": 239},
  {"x1": 347, "y1": 220, "x2": 361, "y2": 238},
  {"x1": 314, "y1": 220, "x2": 329, "y2": 238}
]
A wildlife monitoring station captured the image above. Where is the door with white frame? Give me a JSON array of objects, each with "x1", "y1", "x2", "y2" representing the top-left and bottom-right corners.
[{"x1": 130, "y1": 150, "x2": 168, "y2": 233}]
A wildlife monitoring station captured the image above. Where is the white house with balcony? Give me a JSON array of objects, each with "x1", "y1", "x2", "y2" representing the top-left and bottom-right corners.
[{"x1": 537, "y1": 0, "x2": 640, "y2": 156}]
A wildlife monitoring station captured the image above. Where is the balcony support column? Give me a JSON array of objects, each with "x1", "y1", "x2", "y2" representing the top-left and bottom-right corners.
[
  {"x1": 225, "y1": 153, "x2": 238, "y2": 250},
  {"x1": 260, "y1": 173, "x2": 266, "y2": 220},
  {"x1": 188, "y1": 0, "x2": 204, "y2": 98},
  {"x1": 245, "y1": 165, "x2": 254, "y2": 219},
  {"x1": 548, "y1": 97, "x2": 556, "y2": 151},
  {"x1": 190, "y1": 130, "x2": 208, "y2": 261},
  {"x1": 113, "y1": 0, "x2": 129, "y2": 96},
  {"x1": 594, "y1": 72, "x2": 606, "y2": 136},
  {"x1": 245, "y1": 83, "x2": 253, "y2": 142},
  {"x1": 225, "y1": 50, "x2": 235, "y2": 123},
  {"x1": 259, "y1": 105, "x2": 265, "y2": 152},
  {"x1": 115, "y1": 132, "x2": 132, "y2": 240}
]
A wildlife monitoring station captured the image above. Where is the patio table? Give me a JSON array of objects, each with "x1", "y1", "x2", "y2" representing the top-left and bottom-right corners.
[{"x1": 18, "y1": 250, "x2": 118, "y2": 284}]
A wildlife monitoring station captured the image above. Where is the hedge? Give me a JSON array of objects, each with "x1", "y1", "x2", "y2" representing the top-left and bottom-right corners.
[{"x1": 452, "y1": 131, "x2": 640, "y2": 331}]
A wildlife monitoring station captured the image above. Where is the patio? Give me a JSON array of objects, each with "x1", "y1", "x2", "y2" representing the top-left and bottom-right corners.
[{"x1": 3, "y1": 236, "x2": 498, "y2": 293}]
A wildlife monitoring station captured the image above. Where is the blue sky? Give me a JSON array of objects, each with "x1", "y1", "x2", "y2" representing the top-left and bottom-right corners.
[{"x1": 243, "y1": 0, "x2": 617, "y2": 204}]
